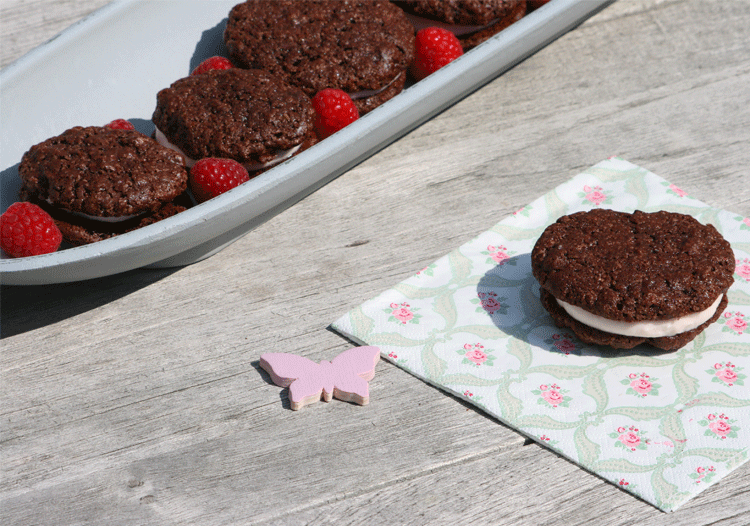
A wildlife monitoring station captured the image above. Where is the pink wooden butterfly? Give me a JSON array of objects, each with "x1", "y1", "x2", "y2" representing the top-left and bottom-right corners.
[{"x1": 260, "y1": 346, "x2": 380, "y2": 410}]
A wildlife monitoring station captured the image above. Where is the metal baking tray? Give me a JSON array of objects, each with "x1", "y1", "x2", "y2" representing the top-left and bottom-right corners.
[{"x1": 0, "y1": 0, "x2": 614, "y2": 285}]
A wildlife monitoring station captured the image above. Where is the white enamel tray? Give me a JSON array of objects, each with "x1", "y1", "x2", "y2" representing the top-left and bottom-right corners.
[{"x1": 0, "y1": 0, "x2": 614, "y2": 285}]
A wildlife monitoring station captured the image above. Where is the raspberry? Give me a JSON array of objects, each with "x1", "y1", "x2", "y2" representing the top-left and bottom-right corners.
[
  {"x1": 1, "y1": 202, "x2": 63, "y2": 258},
  {"x1": 105, "y1": 119, "x2": 135, "y2": 130},
  {"x1": 191, "y1": 56, "x2": 233, "y2": 76},
  {"x1": 189, "y1": 158, "x2": 250, "y2": 203},
  {"x1": 312, "y1": 89, "x2": 360, "y2": 139},
  {"x1": 411, "y1": 27, "x2": 464, "y2": 81}
]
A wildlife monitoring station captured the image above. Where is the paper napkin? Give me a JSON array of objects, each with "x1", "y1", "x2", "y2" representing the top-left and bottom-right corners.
[{"x1": 331, "y1": 157, "x2": 750, "y2": 512}]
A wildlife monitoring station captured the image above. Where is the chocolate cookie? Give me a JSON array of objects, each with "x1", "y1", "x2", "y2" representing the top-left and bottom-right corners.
[
  {"x1": 18, "y1": 126, "x2": 189, "y2": 246},
  {"x1": 394, "y1": 0, "x2": 526, "y2": 50},
  {"x1": 531, "y1": 209, "x2": 735, "y2": 350},
  {"x1": 223, "y1": 0, "x2": 416, "y2": 114},
  {"x1": 152, "y1": 68, "x2": 317, "y2": 171}
]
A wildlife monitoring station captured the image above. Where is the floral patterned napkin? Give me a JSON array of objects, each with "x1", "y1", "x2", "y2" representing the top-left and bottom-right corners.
[{"x1": 330, "y1": 157, "x2": 750, "y2": 512}]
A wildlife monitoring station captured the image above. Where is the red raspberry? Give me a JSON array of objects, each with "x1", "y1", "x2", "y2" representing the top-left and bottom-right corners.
[
  {"x1": 312, "y1": 88, "x2": 360, "y2": 139},
  {"x1": 1, "y1": 202, "x2": 62, "y2": 258},
  {"x1": 105, "y1": 119, "x2": 135, "y2": 130},
  {"x1": 189, "y1": 158, "x2": 250, "y2": 203},
  {"x1": 411, "y1": 27, "x2": 464, "y2": 81},
  {"x1": 191, "y1": 56, "x2": 233, "y2": 76}
]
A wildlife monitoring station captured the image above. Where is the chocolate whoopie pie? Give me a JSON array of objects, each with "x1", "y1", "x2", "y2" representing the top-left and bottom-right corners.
[
  {"x1": 18, "y1": 126, "x2": 189, "y2": 246},
  {"x1": 223, "y1": 0, "x2": 416, "y2": 114},
  {"x1": 394, "y1": 0, "x2": 526, "y2": 50},
  {"x1": 152, "y1": 68, "x2": 317, "y2": 172},
  {"x1": 531, "y1": 209, "x2": 735, "y2": 350}
]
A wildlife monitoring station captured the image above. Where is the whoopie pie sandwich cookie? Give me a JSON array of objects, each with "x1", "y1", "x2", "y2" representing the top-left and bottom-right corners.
[
  {"x1": 18, "y1": 126, "x2": 189, "y2": 246},
  {"x1": 531, "y1": 209, "x2": 735, "y2": 350},
  {"x1": 152, "y1": 68, "x2": 317, "y2": 172},
  {"x1": 393, "y1": 0, "x2": 526, "y2": 50},
  {"x1": 223, "y1": 0, "x2": 416, "y2": 115}
]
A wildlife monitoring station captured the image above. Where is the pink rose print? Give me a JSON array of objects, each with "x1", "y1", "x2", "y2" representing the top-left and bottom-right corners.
[
  {"x1": 716, "y1": 368, "x2": 738, "y2": 384},
  {"x1": 609, "y1": 425, "x2": 647, "y2": 452},
  {"x1": 416, "y1": 263, "x2": 437, "y2": 277},
  {"x1": 578, "y1": 185, "x2": 611, "y2": 206},
  {"x1": 466, "y1": 349, "x2": 487, "y2": 365},
  {"x1": 707, "y1": 361, "x2": 745, "y2": 387},
  {"x1": 542, "y1": 389, "x2": 564, "y2": 406},
  {"x1": 462, "y1": 390, "x2": 484, "y2": 404},
  {"x1": 512, "y1": 205, "x2": 532, "y2": 218},
  {"x1": 739, "y1": 216, "x2": 750, "y2": 231},
  {"x1": 482, "y1": 245, "x2": 517, "y2": 266},
  {"x1": 668, "y1": 184, "x2": 688, "y2": 197},
  {"x1": 719, "y1": 311, "x2": 747, "y2": 335},
  {"x1": 662, "y1": 180, "x2": 690, "y2": 198},
  {"x1": 544, "y1": 333, "x2": 578, "y2": 356},
  {"x1": 727, "y1": 317, "x2": 747, "y2": 333},
  {"x1": 482, "y1": 297, "x2": 501, "y2": 312},
  {"x1": 384, "y1": 302, "x2": 421, "y2": 325},
  {"x1": 458, "y1": 343, "x2": 495, "y2": 367},
  {"x1": 554, "y1": 339, "x2": 576, "y2": 354},
  {"x1": 735, "y1": 258, "x2": 750, "y2": 281},
  {"x1": 619, "y1": 432, "x2": 641, "y2": 449},
  {"x1": 538, "y1": 434, "x2": 559, "y2": 446},
  {"x1": 699, "y1": 413, "x2": 740, "y2": 440},
  {"x1": 631, "y1": 378, "x2": 652, "y2": 394},
  {"x1": 709, "y1": 420, "x2": 732, "y2": 438},
  {"x1": 621, "y1": 372, "x2": 660, "y2": 397},
  {"x1": 393, "y1": 307, "x2": 413, "y2": 323},
  {"x1": 690, "y1": 466, "x2": 717, "y2": 485},
  {"x1": 472, "y1": 291, "x2": 509, "y2": 315},
  {"x1": 532, "y1": 383, "x2": 570, "y2": 408}
]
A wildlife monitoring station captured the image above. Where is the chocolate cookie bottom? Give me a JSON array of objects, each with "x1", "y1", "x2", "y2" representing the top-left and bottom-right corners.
[
  {"x1": 459, "y1": 0, "x2": 527, "y2": 50},
  {"x1": 23, "y1": 192, "x2": 190, "y2": 246},
  {"x1": 540, "y1": 289, "x2": 728, "y2": 351}
]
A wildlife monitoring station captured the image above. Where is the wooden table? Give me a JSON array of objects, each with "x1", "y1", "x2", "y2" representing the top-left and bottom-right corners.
[{"x1": 2, "y1": 1, "x2": 749, "y2": 524}]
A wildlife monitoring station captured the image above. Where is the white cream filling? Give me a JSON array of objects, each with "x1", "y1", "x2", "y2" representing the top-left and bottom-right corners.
[
  {"x1": 154, "y1": 128, "x2": 301, "y2": 171},
  {"x1": 556, "y1": 295, "x2": 723, "y2": 338},
  {"x1": 70, "y1": 211, "x2": 143, "y2": 223},
  {"x1": 45, "y1": 198, "x2": 143, "y2": 223},
  {"x1": 404, "y1": 13, "x2": 499, "y2": 36},
  {"x1": 348, "y1": 72, "x2": 402, "y2": 100}
]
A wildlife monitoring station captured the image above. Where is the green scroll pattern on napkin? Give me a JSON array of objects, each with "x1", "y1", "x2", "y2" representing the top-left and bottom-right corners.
[{"x1": 331, "y1": 158, "x2": 750, "y2": 512}]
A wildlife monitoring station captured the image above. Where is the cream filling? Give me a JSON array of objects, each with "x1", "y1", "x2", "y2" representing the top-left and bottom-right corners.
[
  {"x1": 45, "y1": 198, "x2": 143, "y2": 223},
  {"x1": 348, "y1": 72, "x2": 402, "y2": 100},
  {"x1": 404, "y1": 13, "x2": 499, "y2": 36},
  {"x1": 556, "y1": 295, "x2": 723, "y2": 338},
  {"x1": 154, "y1": 128, "x2": 301, "y2": 171}
]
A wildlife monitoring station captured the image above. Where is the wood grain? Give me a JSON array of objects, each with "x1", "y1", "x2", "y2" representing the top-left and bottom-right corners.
[{"x1": 2, "y1": 0, "x2": 749, "y2": 525}]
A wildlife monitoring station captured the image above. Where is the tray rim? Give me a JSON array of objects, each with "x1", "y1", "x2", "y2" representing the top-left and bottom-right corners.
[{"x1": 0, "y1": 0, "x2": 615, "y2": 285}]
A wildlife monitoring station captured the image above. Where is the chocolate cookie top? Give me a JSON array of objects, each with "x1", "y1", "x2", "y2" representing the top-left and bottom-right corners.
[
  {"x1": 395, "y1": 0, "x2": 523, "y2": 25},
  {"x1": 152, "y1": 68, "x2": 316, "y2": 166},
  {"x1": 223, "y1": 0, "x2": 415, "y2": 99},
  {"x1": 19, "y1": 126, "x2": 188, "y2": 217},
  {"x1": 531, "y1": 209, "x2": 734, "y2": 322}
]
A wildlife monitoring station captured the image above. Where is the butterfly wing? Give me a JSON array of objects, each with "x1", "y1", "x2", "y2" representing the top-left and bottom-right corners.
[
  {"x1": 288, "y1": 375, "x2": 328, "y2": 411},
  {"x1": 260, "y1": 353, "x2": 328, "y2": 410},
  {"x1": 330, "y1": 346, "x2": 381, "y2": 381},
  {"x1": 329, "y1": 346, "x2": 381, "y2": 405},
  {"x1": 259, "y1": 353, "x2": 319, "y2": 388}
]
